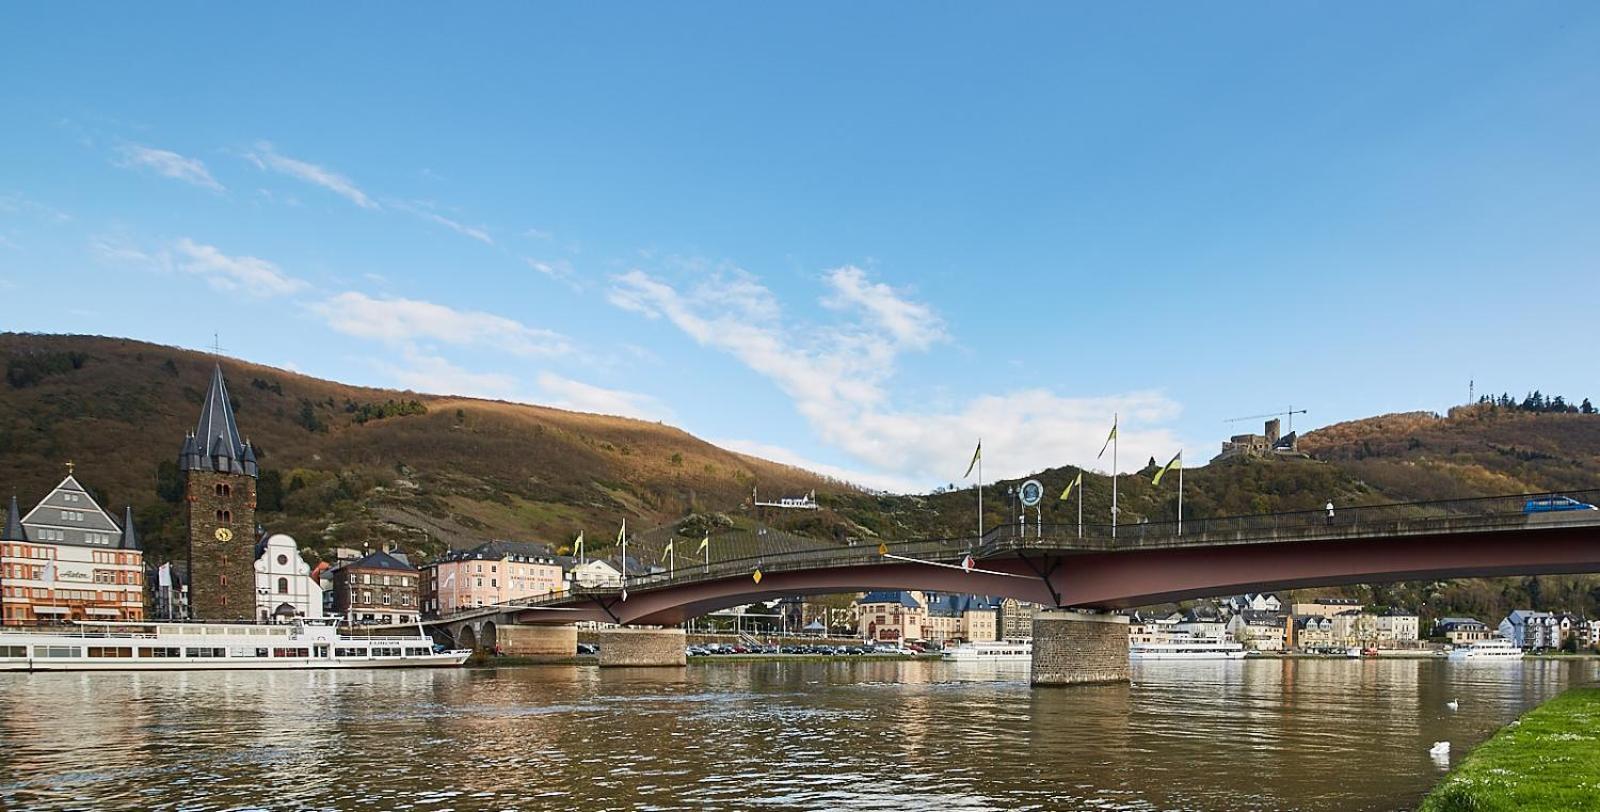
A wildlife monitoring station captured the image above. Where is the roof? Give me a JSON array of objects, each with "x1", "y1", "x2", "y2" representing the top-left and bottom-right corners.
[
  {"x1": 119, "y1": 505, "x2": 140, "y2": 551},
  {"x1": 443, "y1": 540, "x2": 557, "y2": 564},
  {"x1": 1236, "y1": 610, "x2": 1284, "y2": 626},
  {"x1": 179, "y1": 364, "x2": 257, "y2": 477},
  {"x1": 3, "y1": 495, "x2": 25, "y2": 542},
  {"x1": 924, "y1": 593, "x2": 1001, "y2": 617},
  {"x1": 344, "y1": 550, "x2": 416, "y2": 573},
  {"x1": 859, "y1": 590, "x2": 922, "y2": 609},
  {"x1": 19, "y1": 474, "x2": 127, "y2": 549},
  {"x1": 1294, "y1": 615, "x2": 1332, "y2": 629},
  {"x1": 1438, "y1": 617, "x2": 1485, "y2": 628}
]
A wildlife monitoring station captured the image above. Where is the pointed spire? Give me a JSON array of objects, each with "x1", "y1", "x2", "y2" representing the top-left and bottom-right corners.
[
  {"x1": 241, "y1": 439, "x2": 259, "y2": 478},
  {"x1": 120, "y1": 505, "x2": 140, "y2": 551},
  {"x1": 3, "y1": 495, "x2": 26, "y2": 542},
  {"x1": 182, "y1": 363, "x2": 255, "y2": 478}
]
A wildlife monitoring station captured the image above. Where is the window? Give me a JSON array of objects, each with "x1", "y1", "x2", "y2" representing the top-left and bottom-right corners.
[
  {"x1": 88, "y1": 647, "x2": 133, "y2": 658},
  {"x1": 336, "y1": 647, "x2": 368, "y2": 657},
  {"x1": 272, "y1": 648, "x2": 310, "y2": 658},
  {"x1": 185, "y1": 647, "x2": 227, "y2": 658},
  {"x1": 0, "y1": 646, "x2": 28, "y2": 658},
  {"x1": 277, "y1": 577, "x2": 289, "y2": 594},
  {"x1": 38, "y1": 646, "x2": 83, "y2": 658},
  {"x1": 382, "y1": 593, "x2": 391, "y2": 605},
  {"x1": 277, "y1": 554, "x2": 288, "y2": 566}
]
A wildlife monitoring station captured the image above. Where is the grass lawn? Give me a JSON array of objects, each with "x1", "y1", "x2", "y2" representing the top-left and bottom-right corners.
[{"x1": 1421, "y1": 686, "x2": 1600, "y2": 811}]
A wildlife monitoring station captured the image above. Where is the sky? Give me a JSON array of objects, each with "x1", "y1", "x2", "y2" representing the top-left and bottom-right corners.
[{"x1": 2, "y1": 4, "x2": 1599, "y2": 493}]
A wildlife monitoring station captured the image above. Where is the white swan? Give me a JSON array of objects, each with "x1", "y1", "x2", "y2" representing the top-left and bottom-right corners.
[
  {"x1": 1430, "y1": 741, "x2": 1451, "y2": 757},
  {"x1": 1446, "y1": 699, "x2": 1459, "y2": 711}
]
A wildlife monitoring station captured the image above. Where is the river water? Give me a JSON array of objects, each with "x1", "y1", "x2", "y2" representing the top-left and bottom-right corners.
[{"x1": 0, "y1": 657, "x2": 1593, "y2": 811}]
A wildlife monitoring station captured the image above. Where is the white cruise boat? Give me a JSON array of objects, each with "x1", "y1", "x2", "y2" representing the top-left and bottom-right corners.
[
  {"x1": 1130, "y1": 637, "x2": 1248, "y2": 660},
  {"x1": 0, "y1": 619, "x2": 470, "y2": 672},
  {"x1": 942, "y1": 640, "x2": 1032, "y2": 662},
  {"x1": 1447, "y1": 638, "x2": 1524, "y2": 662}
]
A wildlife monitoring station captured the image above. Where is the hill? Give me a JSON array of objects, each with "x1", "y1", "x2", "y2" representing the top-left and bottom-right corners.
[
  {"x1": 0, "y1": 333, "x2": 852, "y2": 566},
  {"x1": 4, "y1": 333, "x2": 1599, "y2": 629}
]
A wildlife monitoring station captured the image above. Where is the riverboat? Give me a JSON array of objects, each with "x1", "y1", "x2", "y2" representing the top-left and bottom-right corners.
[
  {"x1": 1447, "y1": 638, "x2": 1524, "y2": 662},
  {"x1": 941, "y1": 640, "x2": 1032, "y2": 662},
  {"x1": 0, "y1": 618, "x2": 470, "y2": 671},
  {"x1": 1129, "y1": 638, "x2": 1248, "y2": 660}
]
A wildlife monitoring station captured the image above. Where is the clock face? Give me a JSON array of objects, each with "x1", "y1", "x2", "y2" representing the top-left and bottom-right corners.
[{"x1": 214, "y1": 527, "x2": 234, "y2": 542}]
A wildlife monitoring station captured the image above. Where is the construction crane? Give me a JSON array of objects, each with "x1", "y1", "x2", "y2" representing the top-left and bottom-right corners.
[{"x1": 1224, "y1": 407, "x2": 1308, "y2": 434}]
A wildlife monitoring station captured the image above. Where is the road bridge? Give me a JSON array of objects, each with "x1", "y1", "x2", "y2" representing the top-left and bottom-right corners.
[{"x1": 431, "y1": 489, "x2": 1600, "y2": 683}]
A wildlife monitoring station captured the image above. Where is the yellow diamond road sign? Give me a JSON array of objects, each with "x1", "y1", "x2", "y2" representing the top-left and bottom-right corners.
[{"x1": 752, "y1": 568, "x2": 763, "y2": 584}]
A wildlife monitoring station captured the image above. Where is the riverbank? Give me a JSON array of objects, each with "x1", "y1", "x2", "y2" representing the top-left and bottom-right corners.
[{"x1": 1421, "y1": 686, "x2": 1600, "y2": 811}]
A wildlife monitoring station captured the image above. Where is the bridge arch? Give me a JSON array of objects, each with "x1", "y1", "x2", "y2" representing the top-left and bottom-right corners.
[{"x1": 458, "y1": 624, "x2": 479, "y2": 652}]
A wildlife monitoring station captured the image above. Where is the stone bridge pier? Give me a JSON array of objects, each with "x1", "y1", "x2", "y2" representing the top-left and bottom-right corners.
[
  {"x1": 433, "y1": 619, "x2": 579, "y2": 661},
  {"x1": 1031, "y1": 610, "x2": 1129, "y2": 686},
  {"x1": 595, "y1": 626, "x2": 686, "y2": 667}
]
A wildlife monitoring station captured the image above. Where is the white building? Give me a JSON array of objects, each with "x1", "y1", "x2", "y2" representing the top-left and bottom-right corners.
[
  {"x1": 2, "y1": 475, "x2": 145, "y2": 623},
  {"x1": 254, "y1": 533, "x2": 323, "y2": 621},
  {"x1": 1376, "y1": 610, "x2": 1420, "y2": 645},
  {"x1": 1499, "y1": 610, "x2": 1560, "y2": 650},
  {"x1": 564, "y1": 558, "x2": 623, "y2": 588}
]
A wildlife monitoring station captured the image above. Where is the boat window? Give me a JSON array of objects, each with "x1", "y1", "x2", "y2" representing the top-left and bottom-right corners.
[
  {"x1": 37, "y1": 646, "x2": 83, "y2": 658},
  {"x1": 87, "y1": 647, "x2": 133, "y2": 658},
  {"x1": 335, "y1": 647, "x2": 367, "y2": 657},
  {"x1": 185, "y1": 647, "x2": 227, "y2": 658},
  {"x1": 406, "y1": 647, "x2": 431, "y2": 656},
  {"x1": 272, "y1": 648, "x2": 311, "y2": 658},
  {"x1": 0, "y1": 646, "x2": 26, "y2": 657},
  {"x1": 139, "y1": 647, "x2": 182, "y2": 658}
]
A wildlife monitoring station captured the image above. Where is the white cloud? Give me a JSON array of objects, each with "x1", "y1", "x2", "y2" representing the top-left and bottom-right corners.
[
  {"x1": 536, "y1": 372, "x2": 669, "y2": 421},
  {"x1": 377, "y1": 348, "x2": 524, "y2": 399},
  {"x1": 524, "y1": 256, "x2": 580, "y2": 288},
  {"x1": 172, "y1": 238, "x2": 306, "y2": 297},
  {"x1": 245, "y1": 141, "x2": 377, "y2": 209},
  {"x1": 610, "y1": 265, "x2": 1185, "y2": 487},
  {"x1": 715, "y1": 438, "x2": 926, "y2": 494},
  {"x1": 0, "y1": 193, "x2": 71, "y2": 223},
  {"x1": 116, "y1": 144, "x2": 224, "y2": 192},
  {"x1": 393, "y1": 201, "x2": 492, "y2": 245},
  {"x1": 312, "y1": 291, "x2": 572, "y2": 358}
]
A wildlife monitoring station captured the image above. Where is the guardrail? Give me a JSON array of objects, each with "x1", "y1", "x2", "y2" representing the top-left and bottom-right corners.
[{"x1": 494, "y1": 488, "x2": 1600, "y2": 611}]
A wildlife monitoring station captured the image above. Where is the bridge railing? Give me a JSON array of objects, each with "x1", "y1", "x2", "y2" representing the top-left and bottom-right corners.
[{"x1": 508, "y1": 488, "x2": 1600, "y2": 608}]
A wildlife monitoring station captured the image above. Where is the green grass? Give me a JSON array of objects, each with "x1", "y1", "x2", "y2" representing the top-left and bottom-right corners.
[{"x1": 1421, "y1": 687, "x2": 1600, "y2": 811}]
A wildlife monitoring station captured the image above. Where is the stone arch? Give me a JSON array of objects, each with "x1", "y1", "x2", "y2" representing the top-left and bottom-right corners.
[
  {"x1": 458, "y1": 623, "x2": 479, "y2": 653},
  {"x1": 480, "y1": 620, "x2": 498, "y2": 653}
]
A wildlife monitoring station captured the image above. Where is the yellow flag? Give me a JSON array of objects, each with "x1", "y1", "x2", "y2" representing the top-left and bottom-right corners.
[
  {"x1": 1097, "y1": 420, "x2": 1117, "y2": 459},
  {"x1": 1152, "y1": 451, "x2": 1182, "y2": 486},
  {"x1": 660, "y1": 539, "x2": 674, "y2": 563},
  {"x1": 1059, "y1": 472, "x2": 1083, "y2": 501},
  {"x1": 752, "y1": 568, "x2": 763, "y2": 584},
  {"x1": 963, "y1": 440, "x2": 982, "y2": 478},
  {"x1": 572, "y1": 531, "x2": 584, "y2": 556},
  {"x1": 697, "y1": 534, "x2": 709, "y2": 554}
]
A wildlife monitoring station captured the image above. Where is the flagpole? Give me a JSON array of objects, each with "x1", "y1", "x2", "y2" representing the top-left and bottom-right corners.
[
  {"x1": 977, "y1": 444, "x2": 984, "y2": 544},
  {"x1": 1177, "y1": 452, "x2": 1184, "y2": 536},
  {"x1": 620, "y1": 520, "x2": 628, "y2": 600},
  {"x1": 1077, "y1": 472, "x2": 1083, "y2": 539}
]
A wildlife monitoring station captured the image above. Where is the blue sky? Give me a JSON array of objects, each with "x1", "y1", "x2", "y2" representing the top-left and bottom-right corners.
[{"x1": 3, "y1": 4, "x2": 1599, "y2": 492}]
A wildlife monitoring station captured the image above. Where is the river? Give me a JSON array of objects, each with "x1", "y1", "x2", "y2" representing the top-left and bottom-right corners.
[{"x1": 0, "y1": 657, "x2": 1593, "y2": 811}]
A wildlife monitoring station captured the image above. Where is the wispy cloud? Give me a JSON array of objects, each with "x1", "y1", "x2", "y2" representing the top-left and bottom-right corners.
[
  {"x1": 610, "y1": 265, "x2": 1184, "y2": 487},
  {"x1": 311, "y1": 291, "x2": 572, "y2": 358},
  {"x1": 377, "y1": 348, "x2": 524, "y2": 399},
  {"x1": 524, "y1": 256, "x2": 581, "y2": 289},
  {"x1": 536, "y1": 372, "x2": 669, "y2": 421},
  {"x1": 172, "y1": 238, "x2": 307, "y2": 297},
  {"x1": 245, "y1": 141, "x2": 377, "y2": 209},
  {"x1": 0, "y1": 193, "x2": 71, "y2": 223},
  {"x1": 115, "y1": 144, "x2": 225, "y2": 192},
  {"x1": 392, "y1": 201, "x2": 492, "y2": 245}
]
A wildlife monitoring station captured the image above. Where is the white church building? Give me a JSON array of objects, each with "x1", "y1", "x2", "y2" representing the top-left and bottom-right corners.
[{"x1": 254, "y1": 533, "x2": 323, "y2": 621}]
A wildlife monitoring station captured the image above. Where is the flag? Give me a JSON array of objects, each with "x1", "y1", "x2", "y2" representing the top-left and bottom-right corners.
[
  {"x1": 961, "y1": 554, "x2": 975, "y2": 573},
  {"x1": 442, "y1": 571, "x2": 456, "y2": 588},
  {"x1": 1152, "y1": 451, "x2": 1183, "y2": 486},
  {"x1": 40, "y1": 560, "x2": 55, "y2": 584},
  {"x1": 573, "y1": 531, "x2": 584, "y2": 556},
  {"x1": 963, "y1": 440, "x2": 982, "y2": 478},
  {"x1": 661, "y1": 539, "x2": 675, "y2": 563},
  {"x1": 1059, "y1": 472, "x2": 1083, "y2": 501},
  {"x1": 697, "y1": 534, "x2": 709, "y2": 554},
  {"x1": 617, "y1": 521, "x2": 626, "y2": 544},
  {"x1": 621, "y1": 587, "x2": 628, "y2": 602},
  {"x1": 1097, "y1": 421, "x2": 1117, "y2": 459}
]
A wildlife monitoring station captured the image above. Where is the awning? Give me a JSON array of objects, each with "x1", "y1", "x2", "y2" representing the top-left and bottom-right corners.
[
  {"x1": 33, "y1": 606, "x2": 69, "y2": 615},
  {"x1": 85, "y1": 608, "x2": 122, "y2": 617}
]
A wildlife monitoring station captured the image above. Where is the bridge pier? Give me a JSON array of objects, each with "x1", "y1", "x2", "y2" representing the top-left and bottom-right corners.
[
  {"x1": 596, "y1": 626, "x2": 686, "y2": 667},
  {"x1": 1031, "y1": 609, "x2": 1129, "y2": 686},
  {"x1": 498, "y1": 625, "x2": 578, "y2": 660}
]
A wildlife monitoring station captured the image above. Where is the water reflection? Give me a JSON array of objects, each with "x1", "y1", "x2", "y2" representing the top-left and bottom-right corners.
[{"x1": 0, "y1": 658, "x2": 1592, "y2": 811}]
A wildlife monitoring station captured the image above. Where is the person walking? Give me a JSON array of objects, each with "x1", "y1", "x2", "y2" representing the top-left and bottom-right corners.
[{"x1": 1325, "y1": 500, "x2": 1335, "y2": 527}]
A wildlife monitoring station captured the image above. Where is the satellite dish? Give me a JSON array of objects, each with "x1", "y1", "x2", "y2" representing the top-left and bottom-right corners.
[{"x1": 1019, "y1": 479, "x2": 1044, "y2": 507}]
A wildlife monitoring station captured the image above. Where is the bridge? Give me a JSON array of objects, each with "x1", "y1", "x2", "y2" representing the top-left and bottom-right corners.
[{"x1": 430, "y1": 489, "x2": 1600, "y2": 684}]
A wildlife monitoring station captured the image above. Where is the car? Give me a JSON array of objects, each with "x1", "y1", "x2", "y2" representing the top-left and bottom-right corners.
[{"x1": 1524, "y1": 495, "x2": 1599, "y2": 513}]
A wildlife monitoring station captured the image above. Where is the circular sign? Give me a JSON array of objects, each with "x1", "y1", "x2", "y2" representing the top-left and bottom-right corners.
[
  {"x1": 1019, "y1": 479, "x2": 1044, "y2": 507},
  {"x1": 214, "y1": 527, "x2": 234, "y2": 542}
]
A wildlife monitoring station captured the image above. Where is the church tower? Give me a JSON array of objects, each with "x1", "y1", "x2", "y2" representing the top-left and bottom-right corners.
[{"x1": 180, "y1": 364, "x2": 260, "y2": 620}]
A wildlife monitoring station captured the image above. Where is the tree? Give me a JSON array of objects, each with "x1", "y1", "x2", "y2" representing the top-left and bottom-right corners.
[{"x1": 1583, "y1": 399, "x2": 1596, "y2": 415}]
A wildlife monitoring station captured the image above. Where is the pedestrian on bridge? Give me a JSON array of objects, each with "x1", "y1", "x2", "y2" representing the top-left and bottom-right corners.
[{"x1": 1326, "y1": 500, "x2": 1335, "y2": 526}]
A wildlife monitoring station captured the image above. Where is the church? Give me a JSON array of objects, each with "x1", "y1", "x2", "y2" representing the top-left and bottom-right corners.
[{"x1": 177, "y1": 364, "x2": 262, "y2": 620}]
